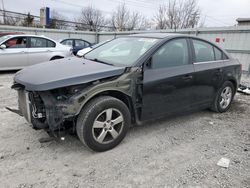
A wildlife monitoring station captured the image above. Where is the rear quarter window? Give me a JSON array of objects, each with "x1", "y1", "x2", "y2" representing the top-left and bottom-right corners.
[
  {"x1": 193, "y1": 39, "x2": 215, "y2": 62},
  {"x1": 223, "y1": 52, "x2": 229, "y2": 60},
  {"x1": 214, "y1": 47, "x2": 223, "y2": 60},
  {"x1": 47, "y1": 40, "x2": 56, "y2": 47}
]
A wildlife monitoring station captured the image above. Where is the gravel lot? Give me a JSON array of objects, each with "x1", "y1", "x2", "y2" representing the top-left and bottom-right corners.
[{"x1": 0, "y1": 72, "x2": 249, "y2": 188}]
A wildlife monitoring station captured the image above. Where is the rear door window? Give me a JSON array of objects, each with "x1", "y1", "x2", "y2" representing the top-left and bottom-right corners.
[
  {"x1": 30, "y1": 37, "x2": 55, "y2": 48},
  {"x1": 193, "y1": 39, "x2": 215, "y2": 62},
  {"x1": 30, "y1": 37, "x2": 47, "y2": 48}
]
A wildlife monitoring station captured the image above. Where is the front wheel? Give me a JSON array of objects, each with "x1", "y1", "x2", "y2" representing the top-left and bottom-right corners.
[
  {"x1": 211, "y1": 81, "x2": 235, "y2": 113},
  {"x1": 76, "y1": 96, "x2": 131, "y2": 152}
]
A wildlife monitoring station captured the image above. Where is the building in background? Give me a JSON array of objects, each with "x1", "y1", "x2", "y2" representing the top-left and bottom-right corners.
[
  {"x1": 236, "y1": 18, "x2": 250, "y2": 26},
  {"x1": 40, "y1": 7, "x2": 50, "y2": 27}
]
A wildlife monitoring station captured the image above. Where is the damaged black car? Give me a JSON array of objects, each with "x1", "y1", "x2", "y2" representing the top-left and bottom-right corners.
[{"x1": 11, "y1": 33, "x2": 242, "y2": 151}]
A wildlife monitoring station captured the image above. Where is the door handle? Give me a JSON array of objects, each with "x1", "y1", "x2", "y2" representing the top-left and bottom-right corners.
[
  {"x1": 47, "y1": 50, "x2": 52, "y2": 52},
  {"x1": 182, "y1": 75, "x2": 193, "y2": 80},
  {"x1": 215, "y1": 68, "x2": 223, "y2": 75},
  {"x1": 19, "y1": 51, "x2": 28, "y2": 54}
]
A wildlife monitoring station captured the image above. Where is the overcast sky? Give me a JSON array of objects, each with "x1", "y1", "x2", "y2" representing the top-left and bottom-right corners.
[{"x1": 2, "y1": 0, "x2": 250, "y2": 27}]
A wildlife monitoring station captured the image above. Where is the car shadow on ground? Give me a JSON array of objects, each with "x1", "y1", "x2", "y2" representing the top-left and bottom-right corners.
[
  {"x1": 37, "y1": 108, "x2": 212, "y2": 154},
  {"x1": 36, "y1": 96, "x2": 247, "y2": 154}
]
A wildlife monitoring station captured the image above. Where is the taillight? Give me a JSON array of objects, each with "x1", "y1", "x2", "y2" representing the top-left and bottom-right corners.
[{"x1": 70, "y1": 48, "x2": 73, "y2": 55}]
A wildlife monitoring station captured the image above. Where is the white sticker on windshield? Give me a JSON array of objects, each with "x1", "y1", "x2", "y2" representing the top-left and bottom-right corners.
[{"x1": 138, "y1": 38, "x2": 157, "y2": 43}]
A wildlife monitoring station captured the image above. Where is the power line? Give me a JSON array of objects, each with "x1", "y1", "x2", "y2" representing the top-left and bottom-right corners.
[
  {"x1": 0, "y1": 9, "x2": 132, "y2": 30},
  {"x1": 109, "y1": 0, "x2": 156, "y2": 9},
  {"x1": 51, "y1": 0, "x2": 113, "y2": 15}
]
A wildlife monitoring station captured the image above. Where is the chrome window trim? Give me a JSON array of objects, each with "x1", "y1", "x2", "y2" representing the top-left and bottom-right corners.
[{"x1": 193, "y1": 59, "x2": 230, "y2": 65}]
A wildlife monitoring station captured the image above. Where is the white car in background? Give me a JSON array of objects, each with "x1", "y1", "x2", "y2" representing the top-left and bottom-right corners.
[{"x1": 0, "y1": 34, "x2": 72, "y2": 70}]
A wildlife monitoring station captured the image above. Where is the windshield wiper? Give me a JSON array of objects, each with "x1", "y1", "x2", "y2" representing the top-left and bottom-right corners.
[{"x1": 87, "y1": 58, "x2": 114, "y2": 66}]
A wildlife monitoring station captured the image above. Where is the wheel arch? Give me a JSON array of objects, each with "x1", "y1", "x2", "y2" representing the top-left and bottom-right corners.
[
  {"x1": 50, "y1": 55, "x2": 64, "y2": 61},
  {"x1": 78, "y1": 90, "x2": 136, "y2": 124},
  {"x1": 226, "y1": 78, "x2": 237, "y2": 94}
]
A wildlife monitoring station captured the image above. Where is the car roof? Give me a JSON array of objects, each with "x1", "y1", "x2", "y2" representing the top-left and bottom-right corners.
[
  {"x1": 61, "y1": 38, "x2": 87, "y2": 40},
  {"x1": 2, "y1": 34, "x2": 58, "y2": 43},
  {"x1": 128, "y1": 33, "x2": 187, "y2": 39}
]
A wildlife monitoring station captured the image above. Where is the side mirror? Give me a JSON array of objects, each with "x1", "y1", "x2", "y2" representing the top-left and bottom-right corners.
[
  {"x1": 145, "y1": 57, "x2": 152, "y2": 68},
  {"x1": 0, "y1": 44, "x2": 6, "y2": 50}
]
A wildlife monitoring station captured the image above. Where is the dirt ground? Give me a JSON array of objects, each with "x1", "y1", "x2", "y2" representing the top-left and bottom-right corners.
[{"x1": 0, "y1": 72, "x2": 249, "y2": 188}]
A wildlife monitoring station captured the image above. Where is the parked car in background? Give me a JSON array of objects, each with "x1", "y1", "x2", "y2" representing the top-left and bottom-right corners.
[
  {"x1": 76, "y1": 40, "x2": 109, "y2": 57},
  {"x1": 0, "y1": 34, "x2": 72, "y2": 70},
  {"x1": 11, "y1": 33, "x2": 241, "y2": 152},
  {"x1": 60, "y1": 38, "x2": 92, "y2": 55}
]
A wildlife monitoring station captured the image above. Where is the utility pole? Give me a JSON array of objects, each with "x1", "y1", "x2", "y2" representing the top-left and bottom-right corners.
[{"x1": 1, "y1": 0, "x2": 5, "y2": 24}]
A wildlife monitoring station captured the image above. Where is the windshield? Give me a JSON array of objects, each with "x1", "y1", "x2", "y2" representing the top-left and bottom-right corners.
[
  {"x1": 0, "y1": 35, "x2": 11, "y2": 44},
  {"x1": 85, "y1": 37, "x2": 159, "y2": 66}
]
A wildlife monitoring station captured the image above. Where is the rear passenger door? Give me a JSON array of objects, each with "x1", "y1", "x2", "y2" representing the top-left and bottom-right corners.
[
  {"x1": 141, "y1": 38, "x2": 196, "y2": 120},
  {"x1": 191, "y1": 38, "x2": 226, "y2": 105},
  {"x1": 28, "y1": 37, "x2": 56, "y2": 65}
]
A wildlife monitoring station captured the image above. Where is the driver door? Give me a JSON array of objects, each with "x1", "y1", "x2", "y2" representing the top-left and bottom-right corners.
[
  {"x1": 0, "y1": 37, "x2": 28, "y2": 69},
  {"x1": 141, "y1": 38, "x2": 196, "y2": 120}
]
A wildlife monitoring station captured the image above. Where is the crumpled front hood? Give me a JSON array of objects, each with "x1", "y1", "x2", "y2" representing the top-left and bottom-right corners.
[{"x1": 14, "y1": 57, "x2": 126, "y2": 91}]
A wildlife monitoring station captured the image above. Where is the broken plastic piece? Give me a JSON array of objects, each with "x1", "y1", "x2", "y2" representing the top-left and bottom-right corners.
[
  {"x1": 238, "y1": 84, "x2": 250, "y2": 95},
  {"x1": 217, "y1": 157, "x2": 230, "y2": 168},
  {"x1": 5, "y1": 107, "x2": 23, "y2": 116},
  {"x1": 39, "y1": 137, "x2": 54, "y2": 143}
]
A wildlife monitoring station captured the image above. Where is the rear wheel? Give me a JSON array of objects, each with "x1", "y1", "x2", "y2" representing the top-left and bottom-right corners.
[
  {"x1": 76, "y1": 96, "x2": 131, "y2": 152},
  {"x1": 211, "y1": 81, "x2": 235, "y2": 113}
]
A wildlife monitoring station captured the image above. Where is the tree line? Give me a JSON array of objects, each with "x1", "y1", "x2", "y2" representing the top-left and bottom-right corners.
[{"x1": 0, "y1": 0, "x2": 204, "y2": 31}]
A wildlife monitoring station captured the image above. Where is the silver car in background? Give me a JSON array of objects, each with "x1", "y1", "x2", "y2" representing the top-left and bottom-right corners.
[{"x1": 0, "y1": 34, "x2": 72, "y2": 70}]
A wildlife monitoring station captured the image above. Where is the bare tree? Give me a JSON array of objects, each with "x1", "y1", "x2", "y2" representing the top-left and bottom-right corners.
[
  {"x1": 49, "y1": 10, "x2": 68, "y2": 29},
  {"x1": 111, "y1": 3, "x2": 150, "y2": 31},
  {"x1": 76, "y1": 6, "x2": 105, "y2": 31},
  {"x1": 0, "y1": 10, "x2": 22, "y2": 26},
  {"x1": 111, "y1": 3, "x2": 129, "y2": 31},
  {"x1": 154, "y1": 0, "x2": 201, "y2": 30},
  {"x1": 154, "y1": 5, "x2": 167, "y2": 29},
  {"x1": 22, "y1": 12, "x2": 34, "y2": 27}
]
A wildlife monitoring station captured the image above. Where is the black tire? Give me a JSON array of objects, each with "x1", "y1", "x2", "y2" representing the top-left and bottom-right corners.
[
  {"x1": 211, "y1": 81, "x2": 235, "y2": 113},
  {"x1": 76, "y1": 96, "x2": 131, "y2": 152}
]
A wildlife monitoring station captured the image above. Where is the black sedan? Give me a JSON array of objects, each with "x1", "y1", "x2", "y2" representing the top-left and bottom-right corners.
[{"x1": 11, "y1": 33, "x2": 241, "y2": 152}]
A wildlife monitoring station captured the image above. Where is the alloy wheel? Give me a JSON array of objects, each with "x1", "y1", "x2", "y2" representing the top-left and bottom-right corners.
[
  {"x1": 219, "y1": 86, "x2": 233, "y2": 109},
  {"x1": 92, "y1": 108, "x2": 124, "y2": 144}
]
